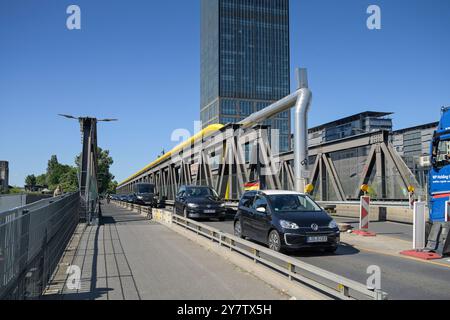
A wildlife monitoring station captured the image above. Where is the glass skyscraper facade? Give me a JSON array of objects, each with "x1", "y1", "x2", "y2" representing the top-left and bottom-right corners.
[{"x1": 200, "y1": 0, "x2": 291, "y2": 152}]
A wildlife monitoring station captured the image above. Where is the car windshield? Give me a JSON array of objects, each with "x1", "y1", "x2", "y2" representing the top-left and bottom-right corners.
[
  {"x1": 186, "y1": 187, "x2": 219, "y2": 199},
  {"x1": 137, "y1": 184, "x2": 154, "y2": 194},
  {"x1": 433, "y1": 139, "x2": 450, "y2": 168},
  {"x1": 267, "y1": 194, "x2": 322, "y2": 213}
]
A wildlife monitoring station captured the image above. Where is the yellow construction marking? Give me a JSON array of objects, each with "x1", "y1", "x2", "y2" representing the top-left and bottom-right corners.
[
  {"x1": 225, "y1": 180, "x2": 230, "y2": 200},
  {"x1": 118, "y1": 124, "x2": 224, "y2": 186}
]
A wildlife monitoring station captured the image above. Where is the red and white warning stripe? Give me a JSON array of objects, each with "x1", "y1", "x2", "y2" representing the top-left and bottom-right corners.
[{"x1": 360, "y1": 196, "x2": 370, "y2": 230}]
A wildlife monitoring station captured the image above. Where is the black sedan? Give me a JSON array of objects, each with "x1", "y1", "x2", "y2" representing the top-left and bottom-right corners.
[
  {"x1": 126, "y1": 194, "x2": 138, "y2": 203},
  {"x1": 173, "y1": 185, "x2": 226, "y2": 221},
  {"x1": 234, "y1": 190, "x2": 340, "y2": 253}
]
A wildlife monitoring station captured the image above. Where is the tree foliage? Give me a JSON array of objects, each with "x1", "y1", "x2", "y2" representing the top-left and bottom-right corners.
[
  {"x1": 25, "y1": 147, "x2": 117, "y2": 194},
  {"x1": 25, "y1": 174, "x2": 37, "y2": 187},
  {"x1": 75, "y1": 147, "x2": 116, "y2": 194}
]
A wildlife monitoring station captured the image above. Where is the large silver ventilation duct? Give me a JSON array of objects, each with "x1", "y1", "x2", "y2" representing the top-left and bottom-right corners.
[
  {"x1": 238, "y1": 68, "x2": 312, "y2": 193},
  {"x1": 238, "y1": 91, "x2": 300, "y2": 129}
]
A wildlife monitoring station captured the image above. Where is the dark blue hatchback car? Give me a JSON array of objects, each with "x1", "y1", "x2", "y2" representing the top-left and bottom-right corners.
[{"x1": 234, "y1": 190, "x2": 340, "y2": 253}]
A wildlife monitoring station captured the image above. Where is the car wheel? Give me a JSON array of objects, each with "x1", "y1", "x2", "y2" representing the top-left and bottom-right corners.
[
  {"x1": 268, "y1": 230, "x2": 282, "y2": 252},
  {"x1": 234, "y1": 220, "x2": 243, "y2": 238}
]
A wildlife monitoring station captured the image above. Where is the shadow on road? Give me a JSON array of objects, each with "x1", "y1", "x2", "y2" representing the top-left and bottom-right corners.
[
  {"x1": 101, "y1": 216, "x2": 151, "y2": 225},
  {"x1": 289, "y1": 242, "x2": 360, "y2": 258}
]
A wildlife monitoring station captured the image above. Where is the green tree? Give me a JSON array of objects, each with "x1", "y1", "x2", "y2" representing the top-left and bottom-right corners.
[
  {"x1": 76, "y1": 147, "x2": 115, "y2": 194},
  {"x1": 46, "y1": 155, "x2": 60, "y2": 186},
  {"x1": 107, "y1": 180, "x2": 118, "y2": 194},
  {"x1": 27, "y1": 156, "x2": 78, "y2": 192},
  {"x1": 36, "y1": 174, "x2": 47, "y2": 186},
  {"x1": 9, "y1": 186, "x2": 23, "y2": 194},
  {"x1": 25, "y1": 174, "x2": 37, "y2": 188},
  {"x1": 26, "y1": 147, "x2": 114, "y2": 195},
  {"x1": 60, "y1": 167, "x2": 79, "y2": 192},
  {"x1": 97, "y1": 148, "x2": 115, "y2": 194}
]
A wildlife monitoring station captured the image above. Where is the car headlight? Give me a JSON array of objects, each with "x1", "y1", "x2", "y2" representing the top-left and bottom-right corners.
[
  {"x1": 137, "y1": 196, "x2": 143, "y2": 200},
  {"x1": 280, "y1": 220, "x2": 299, "y2": 230},
  {"x1": 187, "y1": 203, "x2": 199, "y2": 208},
  {"x1": 329, "y1": 220, "x2": 339, "y2": 229},
  {"x1": 219, "y1": 203, "x2": 225, "y2": 207}
]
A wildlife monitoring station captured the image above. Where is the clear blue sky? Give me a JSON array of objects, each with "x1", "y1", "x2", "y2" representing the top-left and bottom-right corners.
[{"x1": 1, "y1": 0, "x2": 450, "y2": 186}]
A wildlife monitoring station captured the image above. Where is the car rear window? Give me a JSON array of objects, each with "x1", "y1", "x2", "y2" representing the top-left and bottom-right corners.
[{"x1": 268, "y1": 194, "x2": 322, "y2": 212}]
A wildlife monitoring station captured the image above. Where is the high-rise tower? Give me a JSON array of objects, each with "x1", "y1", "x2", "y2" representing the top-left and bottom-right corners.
[{"x1": 200, "y1": 0, "x2": 291, "y2": 151}]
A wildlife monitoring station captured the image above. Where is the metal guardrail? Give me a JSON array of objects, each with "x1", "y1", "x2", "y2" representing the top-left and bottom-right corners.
[
  {"x1": 317, "y1": 201, "x2": 410, "y2": 208},
  {"x1": 0, "y1": 193, "x2": 80, "y2": 299},
  {"x1": 171, "y1": 215, "x2": 388, "y2": 301},
  {"x1": 113, "y1": 200, "x2": 153, "y2": 218},
  {"x1": 113, "y1": 200, "x2": 388, "y2": 300},
  {"x1": 121, "y1": 198, "x2": 409, "y2": 211}
]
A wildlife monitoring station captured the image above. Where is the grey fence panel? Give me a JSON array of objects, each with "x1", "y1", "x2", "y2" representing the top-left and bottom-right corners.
[
  {"x1": 0, "y1": 194, "x2": 27, "y2": 213},
  {"x1": 0, "y1": 193, "x2": 80, "y2": 300}
]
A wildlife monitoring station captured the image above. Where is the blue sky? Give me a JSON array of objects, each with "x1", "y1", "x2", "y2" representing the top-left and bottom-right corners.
[{"x1": 1, "y1": 0, "x2": 450, "y2": 186}]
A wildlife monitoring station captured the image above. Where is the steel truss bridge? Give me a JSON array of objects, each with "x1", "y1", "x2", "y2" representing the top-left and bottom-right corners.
[{"x1": 117, "y1": 126, "x2": 421, "y2": 202}]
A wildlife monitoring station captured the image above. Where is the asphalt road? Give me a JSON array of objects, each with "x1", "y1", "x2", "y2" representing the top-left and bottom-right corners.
[{"x1": 200, "y1": 218, "x2": 450, "y2": 300}]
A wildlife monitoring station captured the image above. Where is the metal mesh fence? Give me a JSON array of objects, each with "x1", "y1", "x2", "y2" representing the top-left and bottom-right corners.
[{"x1": 0, "y1": 193, "x2": 80, "y2": 299}]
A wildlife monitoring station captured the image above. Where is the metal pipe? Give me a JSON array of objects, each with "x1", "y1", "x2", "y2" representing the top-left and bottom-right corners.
[
  {"x1": 238, "y1": 68, "x2": 312, "y2": 193},
  {"x1": 294, "y1": 70, "x2": 312, "y2": 192},
  {"x1": 238, "y1": 91, "x2": 300, "y2": 129}
]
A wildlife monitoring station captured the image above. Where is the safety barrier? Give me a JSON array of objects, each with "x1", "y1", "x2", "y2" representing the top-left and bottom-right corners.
[
  {"x1": 0, "y1": 193, "x2": 80, "y2": 299},
  {"x1": 401, "y1": 202, "x2": 449, "y2": 260},
  {"x1": 113, "y1": 200, "x2": 153, "y2": 219},
  {"x1": 113, "y1": 200, "x2": 388, "y2": 300},
  {"x1": 319, "y1": 201, "x2": 415, "y2": 224}
]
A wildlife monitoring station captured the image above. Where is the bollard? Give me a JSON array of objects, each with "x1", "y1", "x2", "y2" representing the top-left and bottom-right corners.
[
  {"x1": 409, "y1": 192, "x2": 415, "y2": 210},
  {"x1": 413, "y1": 202, "x2": 426, "y2": 250},
  {"x1": 408, "y1": 186, "x2": 415, "y2": 210},
  {"x1": 353, "y1": 196, "x2": 376, "y2": 236},
  {"x1": 360, "y1": 196, "x2": 370, "y2": 231}
]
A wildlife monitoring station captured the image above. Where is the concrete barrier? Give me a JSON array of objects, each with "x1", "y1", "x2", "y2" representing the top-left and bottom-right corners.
[{"x1": 152, "y1": 209, "x2": 172, "y2": 225}]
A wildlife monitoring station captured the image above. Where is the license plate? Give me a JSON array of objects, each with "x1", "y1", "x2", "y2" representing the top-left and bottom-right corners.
[
  {"x1": 307, "y1": 236, "x2": 328, "y2": 243},
  {"x1": 204, "y1": 210, "x2": 216, "y2": 214}
]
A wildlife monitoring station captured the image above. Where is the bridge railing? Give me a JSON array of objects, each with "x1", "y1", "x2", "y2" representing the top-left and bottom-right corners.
[
  {"x1": 0, "y1": 193, "x2": 80, "y2": 300},
  {"x1": 170, "y1": 214, "x2": 388, "y2": 301}
]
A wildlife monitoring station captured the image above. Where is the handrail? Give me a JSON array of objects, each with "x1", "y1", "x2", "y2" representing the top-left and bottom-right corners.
[
  {"x1": 0, "y1": 193, "x2": 77, "y2": 221},
  {"x1": 317, "y1": 201, "x2": 411, "y2": 208}
]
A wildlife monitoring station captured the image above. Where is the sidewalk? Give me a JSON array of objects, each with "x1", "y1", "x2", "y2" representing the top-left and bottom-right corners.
[{"x1": 43, "y1": 204, "x2": 290, "y2": 300}]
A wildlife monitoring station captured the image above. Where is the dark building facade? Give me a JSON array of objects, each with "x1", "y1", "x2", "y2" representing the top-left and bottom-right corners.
[
  {"x1": 200, "y1": 0, "x2": 291, "y2": 152},
  {"x1": 391, "y1": 122, "x2": 438, "y2": 187},
  {"x1": 308, "y1": 111, "x2": 393, "y2": 146},
  {"x1": 0, "y1": 161, "x2": 9, "y2": 193}
]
